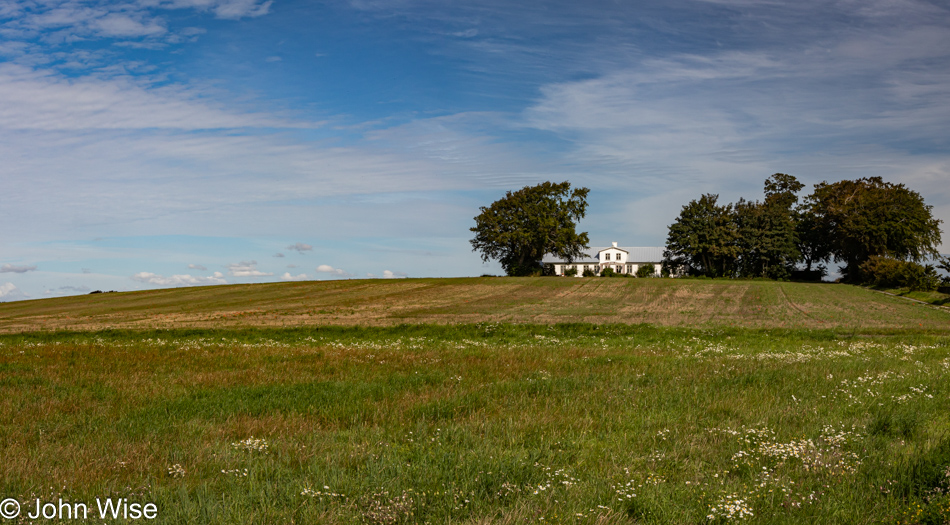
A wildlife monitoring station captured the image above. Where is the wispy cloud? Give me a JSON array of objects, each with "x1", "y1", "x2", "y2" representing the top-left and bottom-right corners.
[
  {"x1": 201, "y1": 0, "x2": 273, "y2": 20},
  {"x1": 188, "y1": 263, "x2": 207, "y2": 271},
  {"x1": 521, "y1": 33, "x2": 950, "y2": 194},
  {"x1": 316, "y1": 264, "x2": 353, "y2": 278},
  {"x1": 0, "y1": 64, "x2": 299, "y2": 131},
  {"x1": 92, "y1": 13, "x2": 168, "y2": 38},
  {"x1": 286, "y1": 243, "x2": 313, "y2": 253},
  {"x1": 3, "y1": 0, "x2": 272, "y2": 49},
  {"x1": 131, "y1": 271, "x2": 226, "y2": 286},
  {"x1": 0, "y1": 263, "x2": 37, "y2": 273},
  {"x1": 226, "y1": 261, "x2": 273, "y2": 277},
  {"x1": 280, "y1": 272, "x2": 308, "y2": 280}
]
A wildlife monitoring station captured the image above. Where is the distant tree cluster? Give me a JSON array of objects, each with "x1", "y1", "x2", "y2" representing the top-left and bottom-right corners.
[{"x1": 662, "y1": 174, "x2": 945, "y2": 289}]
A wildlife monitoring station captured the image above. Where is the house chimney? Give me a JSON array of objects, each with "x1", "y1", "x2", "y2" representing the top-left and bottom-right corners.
[{"x1": 612, "y1": 242, "x2": 618, "y2": 247}]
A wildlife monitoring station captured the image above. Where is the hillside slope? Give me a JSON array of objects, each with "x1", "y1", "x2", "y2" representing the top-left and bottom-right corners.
[{"x1": 2, "y1": 277, "x2": 949, "y2": 333}]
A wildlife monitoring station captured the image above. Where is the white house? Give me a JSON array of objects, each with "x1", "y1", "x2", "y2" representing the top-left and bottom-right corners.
[{"x1": 542, "y1": 243, "x2": 665, "y2": 277}]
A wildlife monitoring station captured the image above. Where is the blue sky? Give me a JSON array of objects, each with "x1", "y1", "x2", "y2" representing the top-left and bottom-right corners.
[{"x1": 2, "y1": 0, "x2": 949, "y2": 300}]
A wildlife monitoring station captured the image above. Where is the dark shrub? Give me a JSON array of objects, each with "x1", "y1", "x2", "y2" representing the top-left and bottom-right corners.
[
  {"x1": 791, "y1": 266, "x2": 827, "y2": 282},
  {"x1": 636, "y1": 263, "x2": 656, "y2": 278},
  {"x1": 859, "y1": 256, "x2": 941, "y2": 291}
]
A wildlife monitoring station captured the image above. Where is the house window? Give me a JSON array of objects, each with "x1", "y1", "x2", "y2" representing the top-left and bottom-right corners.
[
  {"x1": 616, "y1": 265, "x2": 622, "y2": 272},
  {"x1": 606, "y1": 253, "x2": 612, "y2": 261}
]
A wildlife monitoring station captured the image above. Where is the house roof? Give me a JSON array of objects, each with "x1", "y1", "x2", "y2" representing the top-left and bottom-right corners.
[
  {"x1": 541, "y1": 246, "x2": 665, "y2": 264},
  {"x1": 624, "y1": 247, "x2": 666, "y2": 262}
]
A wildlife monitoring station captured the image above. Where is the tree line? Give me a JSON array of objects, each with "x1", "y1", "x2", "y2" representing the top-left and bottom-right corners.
[
  {"x1": 662, "y1": 174, "x2": 946, "y2": 289},
  {"x1": 468, "y1": 176, "x2": 946, "y2": 290}
]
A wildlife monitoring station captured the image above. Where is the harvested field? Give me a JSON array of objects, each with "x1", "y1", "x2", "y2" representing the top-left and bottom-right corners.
[{"x1": 1, "y1": 277, "x2": 948, "y2": 333}]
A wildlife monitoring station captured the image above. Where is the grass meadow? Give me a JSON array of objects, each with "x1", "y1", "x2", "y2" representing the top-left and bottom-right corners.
[{"x1": 1, "y1": 322, "x2": 949, "y2": 524}]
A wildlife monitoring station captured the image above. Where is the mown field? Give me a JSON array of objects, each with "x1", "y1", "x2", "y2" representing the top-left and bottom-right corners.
[
  {"x1": 1, "y1": 279, "x2": 949, "y2": 524},
  {"x1": 1, "y1": 278, "x2": 949, "y2": 333}
]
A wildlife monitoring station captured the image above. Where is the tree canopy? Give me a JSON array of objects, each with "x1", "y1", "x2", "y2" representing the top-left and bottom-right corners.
[
  {"x1": 470, "y1": 181, "x2": 590, "y2": 276},
  {"x1": 662, "y1": 174, "x2": 942, "y2": 283},
  {"x1": 801, "y1": 177, "x2": 943, "y2": 281},
  {"x1": 733, "y1": 173, "x2": 804, "y2": 279},
  {"x1": 662, "y1": 193, "x2": 740, "y2": 278}
]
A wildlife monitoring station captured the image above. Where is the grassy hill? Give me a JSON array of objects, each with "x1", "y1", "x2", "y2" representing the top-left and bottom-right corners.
[
  {"x1": 2, "y1": 279, "x2": 950, "y2": 523},
  {"x1": 1, "y1": 277, "x2": 949, "y2": 333}
]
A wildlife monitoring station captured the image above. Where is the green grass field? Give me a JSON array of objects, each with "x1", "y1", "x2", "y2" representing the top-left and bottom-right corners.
[{"x1": 1, "y1": 279, "x2": 949, "y2": 524}]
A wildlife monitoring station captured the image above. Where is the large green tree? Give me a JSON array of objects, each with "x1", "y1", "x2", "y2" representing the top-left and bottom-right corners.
[
  {"x1": 801, "y1": 177, "x2": 943, "y2": 281},
  {"x1": 734, "y1": 174, "x2": 804, "y2": 279},
  {"x1": 662, "y1": 193, "x2": 740, "y2": 277},
  {"x1": 795, "y1": 206, "x2": 833, "y2": 273},
  {"x1": 470, "y1": 181, "x2": 590, "y2": 276}
]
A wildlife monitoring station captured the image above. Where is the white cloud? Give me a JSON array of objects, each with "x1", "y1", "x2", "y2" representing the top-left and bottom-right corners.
[
  {"x1": 280, "y1": 272, "x2": 308, "y2": 281},
  {"x1": 188, "y1": 263, "x2": 207, "y2": 271},
  {"x1": 520, "y1": 37, "x2": 950, "y2": 201},
  {"x1": 5, "y1": 0, "x2": 272, "y2": 48},
  {"x1": 211, "y1": 0, "x2": 273, "y2": 20},
  {"x1": 0, "y1": 64, "x2": 299, "y2": 131},
  {"x1": 141, "y1": 0, "x2": 273, "y2": 19},
  {"x1": 227, "y1": 261, "x2": 273, "y2": 277},
  {"x1": 286, "y1": 243, "x2": 313, "y2": 253},
  {"x1": 316, "y1": 264, "x2": 354, "y2": 278},
  {"x1": 91, "y1": 13, "x2": 167, "y2": 38},
  {"x1": 131, "y1": 271, "x2": 226, "y2": 286},
  {"x1": 9, "y1": 3, "x2": 168, "y2": 43},
  {"x1": 0, "y1": 263, "x2": 36, "y2": 273},
  {"x1": 0, "y1": 94, "x2": 544, "y2": 248},
  {"x1": 453, "y1": 28, "x2": 478, "y2": 38},
  {"x1": 0, "y1": 282, "x2": 27, "y2": 300},
  {"x1": 367, "y1": 269, "x2": 410, "y2": 279}
]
